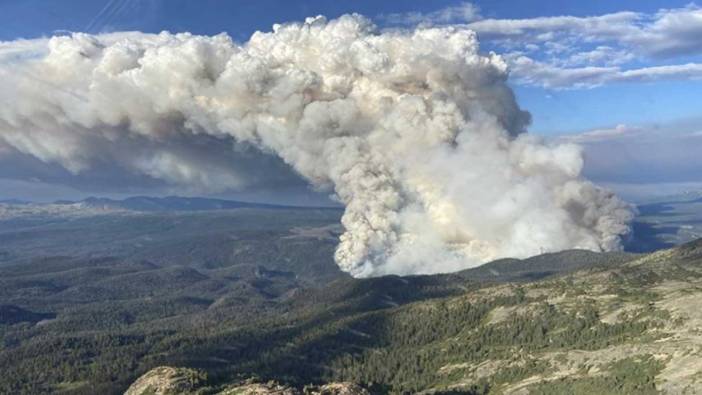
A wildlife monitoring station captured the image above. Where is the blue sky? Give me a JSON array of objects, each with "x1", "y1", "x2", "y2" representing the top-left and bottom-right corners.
[{"x1": 0, "y1": 0, "x2": 700, "y2": 202}]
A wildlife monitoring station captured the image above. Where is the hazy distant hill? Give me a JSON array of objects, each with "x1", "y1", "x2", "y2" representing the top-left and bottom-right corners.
[
  {"x1": 456, "y1": 249, "x2": 636, "y2": 283},
  {"x1": 56, "y1": 195, "x2": 323, "y2": 212},
  {"x1": 0, "y1": 196, "x2": 340, "y2": 221},
  {"x1": 0, "y1": 199, "x2": 29, "y2": 205},
  {"x1": 4, "y1": 191, "x2": 701, "y2": 255},
  {"x1": 3, "y1": 191, "x2": 702, "y2": 256}
]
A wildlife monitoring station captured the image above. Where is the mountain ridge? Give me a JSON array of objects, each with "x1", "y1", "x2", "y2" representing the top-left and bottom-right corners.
[
  {"x1": 57, "y1": 195, "x2": 340, "y2": 212},
  {"x1": 129, "y1": 238, "x2": 702, "y2": 394}
]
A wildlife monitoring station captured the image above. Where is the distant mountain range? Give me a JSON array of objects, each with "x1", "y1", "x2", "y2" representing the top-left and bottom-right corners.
[
  {"x1": 1, "y1": 192, "x2": 700, "y2": 254},
  {"x1": 0, "y1": 199, "x2": 30, "y2": 205},
  {"x1": 56, "y1": 196, "x2": 301, "y2": 212},
  {"x1": 0, "y1": 196, "x2": 341, "y2": 215}
]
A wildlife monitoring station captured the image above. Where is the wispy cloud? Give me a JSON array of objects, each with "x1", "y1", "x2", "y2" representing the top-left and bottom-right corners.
[
  {"x1": 378, "y1": 3, "x2": 702, "y2": 89},
  {"x1": 466, "y1": 4, "x2": 702, "y2": 59},
  {"x1": 378, "y1": 2, "x2": 479, "y2": 26},
  {"x1": 508, "y1": 56, "x2": 702, "y2": 89},
  {"x1": 558, "y1": 124, "x2": 643, "y2": 143}
]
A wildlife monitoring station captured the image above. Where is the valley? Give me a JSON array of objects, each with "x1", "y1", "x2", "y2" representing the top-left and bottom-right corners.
[{"x1": 0, "y1": 198, "x2": 701, "y2": 394}]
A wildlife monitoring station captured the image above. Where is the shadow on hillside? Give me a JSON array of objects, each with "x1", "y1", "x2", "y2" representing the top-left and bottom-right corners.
[
  {"x1": 637, "y1": 198, "x2": 702, "y2": 217},
  {"x1": 626, "y1": 221, "x2": 677, "y2": 253},
  {"x1": 637, "y1": 202, "x2": 680, "y2": 217}
]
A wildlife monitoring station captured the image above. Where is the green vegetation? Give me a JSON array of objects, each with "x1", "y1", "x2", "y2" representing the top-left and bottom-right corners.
[
  {"x1": 529, "y1": 355, "x2": 664, "y2": 395},
  {"x1": 0, "y1": 210, "x2": 700, "y2": 394}
]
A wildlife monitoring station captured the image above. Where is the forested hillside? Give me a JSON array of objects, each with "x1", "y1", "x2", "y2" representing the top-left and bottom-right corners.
[{"x1": 1, "y1": 208, "x2": 702, "y2": 394}]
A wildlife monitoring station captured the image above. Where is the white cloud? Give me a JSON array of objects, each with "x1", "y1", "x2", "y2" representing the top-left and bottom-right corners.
[
  {"x1": 558, "y1": 124, "x2": 643, "y2": 143},
  {"x1": 0, "y1": 38, "x2": 49, "y2": 64},
  {"x1": 466, "y1": 5, "x2": 702, "y2": 59},
  {"x1": 632, "y1": 5, "x2": 702, "y2": 57},
  {"x1": 508, "y1": 55, "x2": 702, "y2": 89},
  {"x1": 467, "y1": 11, "x2": 641, "y2": 42},
  {"x1": 618, "y1": 63, "x2": 702, "y2": 82},
  {"x1": 379, "y1": 2, "x2": 479, "y2": 26},
  {"x1": 562, "y1": 46, "x2": 634, "y2": 67},
  {"x1": 381, "y1": 3, "x2": 702, "y2": 89}
]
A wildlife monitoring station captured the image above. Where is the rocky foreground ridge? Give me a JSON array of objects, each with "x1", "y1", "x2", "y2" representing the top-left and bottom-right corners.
[{"x1": 125, "y1": 366, "x2": 369, "y2": 395}]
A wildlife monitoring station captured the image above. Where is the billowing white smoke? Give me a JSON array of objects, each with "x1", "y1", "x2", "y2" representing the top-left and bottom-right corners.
[{"x1": 0, "y1": 15, "x2": 634, "y2": 277}]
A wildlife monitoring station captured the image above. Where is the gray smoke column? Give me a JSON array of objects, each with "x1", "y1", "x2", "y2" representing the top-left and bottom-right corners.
[{"x1": 0, "y1": 15, "x2": 634, "y2": 277}]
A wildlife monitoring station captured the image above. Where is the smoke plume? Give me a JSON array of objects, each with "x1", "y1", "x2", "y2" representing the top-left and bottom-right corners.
[{"x1": 0, "y1": 15, "x2": 634, "y2": 276}]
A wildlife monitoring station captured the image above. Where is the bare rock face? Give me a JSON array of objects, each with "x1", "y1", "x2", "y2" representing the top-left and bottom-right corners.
[
  {"x1": 125, "y1": 367, "x2": 369, "y2": 395},
  {"x1": 219, "y1": 381, "x2": 370, "y2": 395},
  {"x1": 309, "y1": 382, "x2": 370, "y2": 395},
  {"x1": 124, "y1": 366, "x2": 207, "y2": 395},
  {"x1": 219, "y1": 380, "x2": 299, "y2": 395}
]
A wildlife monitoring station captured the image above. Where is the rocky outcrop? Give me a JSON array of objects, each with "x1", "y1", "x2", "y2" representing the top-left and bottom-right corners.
[
  {"x1": 309, "y1": 382, "x2": 370, "y2": 395},
  {"x1": 125, "y1": 367, "x2": 369, "y2": 395},
  {"x1": 219, "y1": 380, "x2": 298, "y2": 395},
  {"x1": 124, "y1": 366, "x2": 207, "y2": 395}
]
